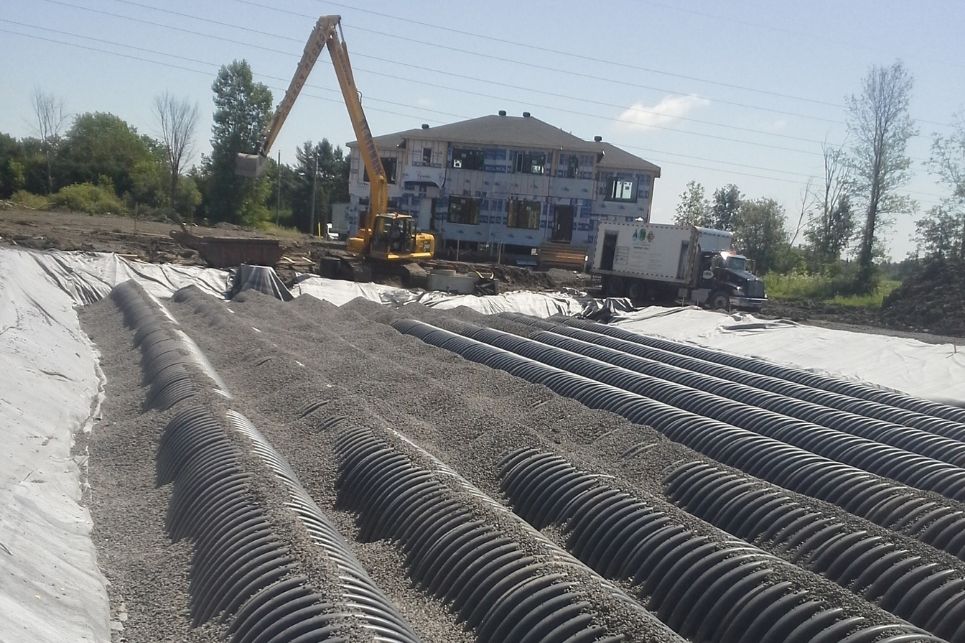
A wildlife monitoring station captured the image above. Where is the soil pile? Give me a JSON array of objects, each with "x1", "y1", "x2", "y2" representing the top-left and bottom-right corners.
[{"x1": 881, "y1": 258, "x2": 965, "y2": 336}]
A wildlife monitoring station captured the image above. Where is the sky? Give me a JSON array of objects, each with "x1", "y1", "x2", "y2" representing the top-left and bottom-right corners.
[{"x1": 2, "y1": 0, "x2": 963, "y2": 259}]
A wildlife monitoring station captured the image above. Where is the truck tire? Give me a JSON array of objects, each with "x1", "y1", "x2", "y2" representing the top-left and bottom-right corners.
[
  {"x1": 603, "y1": 276, "x2": 626, "y2": 298},
  {"x1": 627, "y1": 280, "x2": 646, "y2": 304},
  {"x1": 709, "y1": 291, "x2": 730, "y2": 311}
]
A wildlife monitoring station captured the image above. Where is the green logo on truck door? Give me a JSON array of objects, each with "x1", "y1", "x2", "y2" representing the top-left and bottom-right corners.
[{"x1": 632, "y1": 228, "x2": 655, "y2": 246}]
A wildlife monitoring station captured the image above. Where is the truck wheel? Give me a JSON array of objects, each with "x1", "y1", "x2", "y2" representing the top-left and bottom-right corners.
[
  {"x1": 709, "y1": 291, "x2": 730, "y2": 311},
  {"x1": 627, "y1": 281, "x2": 646, "y2": 303},
  {"x1": 604, "y1": 276, "x2": 626, "y2": 297}
]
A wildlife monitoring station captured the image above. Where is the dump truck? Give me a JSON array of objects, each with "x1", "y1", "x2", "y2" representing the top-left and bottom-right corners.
[{"x1": 591, "y1": 221, "x2": 766, "y2": 310}]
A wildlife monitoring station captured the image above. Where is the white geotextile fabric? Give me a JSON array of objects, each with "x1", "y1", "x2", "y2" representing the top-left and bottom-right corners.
[
  {"x1": 23, "y1": 250, "x2": 228, "y2": 303},
  {"x1": 4, "y1": 246, "x2": 965, "y2": 642},
  {"x1": 0, "y1": 248, "x2": 110, "y2": 642},
  {"x1": 292, "y1": 275, "x2": 588, "y2": 317},
  {"x1": 613, "y1": 306, "x2": 965, "y2": 405},
  {"x1": 291, "y1": 275, "x2": 414, "y2": 307},
  {"x1": 413, "y1": 290, "x2": 586, "y2": 317}
]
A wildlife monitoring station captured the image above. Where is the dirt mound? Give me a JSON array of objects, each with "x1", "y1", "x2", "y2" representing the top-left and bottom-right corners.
[{"x1": 881, "y1": 258, "x2": 965, "y2": 336}]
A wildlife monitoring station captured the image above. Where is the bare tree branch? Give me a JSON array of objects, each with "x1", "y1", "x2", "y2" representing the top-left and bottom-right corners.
[
  {"x1": 31, "y1": 87, "x2": 68, "y2": 194},
  {"x1": 789, "y1": 177, "x2": 814, "y2": 248},
  {"x1": 154, "y1": 91, "x2": 199, "y2": 211}
]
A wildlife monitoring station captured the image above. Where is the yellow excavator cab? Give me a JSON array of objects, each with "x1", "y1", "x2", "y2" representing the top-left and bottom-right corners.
[{"x1": 348, "y1": 212, "x2": 434, "y2": 261}]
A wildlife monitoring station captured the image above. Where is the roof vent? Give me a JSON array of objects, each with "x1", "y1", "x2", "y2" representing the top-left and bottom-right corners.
[
  {"x1": 522, "y1": 111, "x2": 531, "y2": 118},
  {"x1": 498, "y1": 110, "x2": 507, "y2": 116},
  {"x1": 421, "y1": 123, "x2": 429, "y2": 129},
  {"x1": 594, "y1": 135, "x2": 603, "y2": 142}
]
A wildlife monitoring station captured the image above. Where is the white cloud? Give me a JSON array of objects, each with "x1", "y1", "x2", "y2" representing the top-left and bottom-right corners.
[
  {"x1": 416, "y1": 97, "x2": 434, "y2": 107},
  {"x1": 616, "y1": 94, "x2": 710, "y2": 130}
]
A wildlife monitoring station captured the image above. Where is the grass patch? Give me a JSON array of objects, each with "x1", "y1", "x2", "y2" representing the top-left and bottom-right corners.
[
  {"x1": 765, "y1": 271, "x2": 900, "y2": 308},
  {"x1": 50, "y1": 183, "x2": 125, "y2": 215},
  {"x1": 11, "y1": 190, "x2": 50, "y2": 210},
  {"x1": 254, "y1": 221, "x2": 304, "y2": 239},
  {"x1": 829, "y1": 280, "x2": 900, "y2": 308},
  {"x1": 765, "y1": 272, "x2": 836, "y2": 300}
]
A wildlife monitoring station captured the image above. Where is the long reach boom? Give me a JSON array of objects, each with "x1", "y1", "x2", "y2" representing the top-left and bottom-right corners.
[{"x1": 236, "y1": 15, "x2": 389, "y2": 229}]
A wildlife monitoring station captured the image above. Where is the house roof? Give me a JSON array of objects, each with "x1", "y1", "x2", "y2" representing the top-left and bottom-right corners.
[
  {"x1": 596, "y1": 143, "x2": 661, "y2": 176},
  {"x1": 348, "y1": 114, "x2": 661, "y2": 175}
]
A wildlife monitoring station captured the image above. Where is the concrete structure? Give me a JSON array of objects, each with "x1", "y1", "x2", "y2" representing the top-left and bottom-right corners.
[{"x1": 345, "y1": 112, "x2": 660, "y2": 257}]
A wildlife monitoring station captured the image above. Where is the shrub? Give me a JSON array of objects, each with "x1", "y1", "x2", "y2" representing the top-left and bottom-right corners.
[
  {"x1": 50, "y1": 182, "x2": 125, "y2": 215},
  {"x1": 764, "y1": 268, "x2": 897, "y2": 308},
  {"x1": 11, "y1": 190, "x2": 50, "y2": 209}
]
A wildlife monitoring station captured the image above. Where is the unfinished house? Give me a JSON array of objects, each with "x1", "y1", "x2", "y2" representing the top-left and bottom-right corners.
[{"x1": 345, "y1": 111, "x2": 660, "y2": 266}]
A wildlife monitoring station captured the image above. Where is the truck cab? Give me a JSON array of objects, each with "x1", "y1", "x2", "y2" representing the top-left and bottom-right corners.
[{"x1": 697, "y1": 250, "x2": 767, "y2": 310}]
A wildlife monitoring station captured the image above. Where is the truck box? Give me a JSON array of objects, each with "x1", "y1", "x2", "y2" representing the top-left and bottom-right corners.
[{"x1": 591, "y1": 222, "x2": 731, "y2": 285}]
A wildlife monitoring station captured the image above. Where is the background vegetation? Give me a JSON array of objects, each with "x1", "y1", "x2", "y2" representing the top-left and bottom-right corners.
[{"x1": 0, "y1": 61, "x2": 348, "y2": 230}]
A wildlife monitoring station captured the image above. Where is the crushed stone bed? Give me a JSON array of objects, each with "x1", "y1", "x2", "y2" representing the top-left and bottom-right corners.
[{"x1": 79, "y1": 283, "x2": 965, "y2": 641}]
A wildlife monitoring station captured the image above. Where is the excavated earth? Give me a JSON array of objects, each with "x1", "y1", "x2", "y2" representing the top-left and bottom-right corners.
[{"x1": 80, "y1": 283, "x2": 965, "y2": 642}]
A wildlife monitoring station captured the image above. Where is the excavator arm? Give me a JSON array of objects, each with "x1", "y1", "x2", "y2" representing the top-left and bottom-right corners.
[
  {"x1": 236, "y1": 15, "x2": 337, "y2": 177},
  {"x1": 235, "y1": 15, "x2": 430, "y2": 261},
  {"x1": 325, "y1": 20, "x2": 389, "y2": 229},
  {"x1": 236, "y1": 15, "x2": 390, "y2": 230}
]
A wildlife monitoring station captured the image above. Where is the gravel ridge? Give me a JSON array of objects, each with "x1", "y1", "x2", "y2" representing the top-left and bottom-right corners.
[{"x1": 164, "y1": 288, "x2": 952, "y2": 635}]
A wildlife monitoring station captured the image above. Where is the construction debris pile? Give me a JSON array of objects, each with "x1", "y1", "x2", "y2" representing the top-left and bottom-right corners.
[
  {"x1": 75, "y1": 278, "x2": 965, "y2": 642},
  {"x1": 881, "y1": 258, "x2": 965, "y2": 337}
]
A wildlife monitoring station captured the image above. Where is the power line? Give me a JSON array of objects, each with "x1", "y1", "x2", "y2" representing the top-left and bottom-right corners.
[
  {"x1": 5, "y1": 19, "x2": 820, "y2": 184},
  {"x1": 0, "y1": 19, "x2": 824, "y2": 184},
  {"x1": 640, "y1": 0, "x2": 965, "y2": 76},
  {"x1": 99, "y1": 0, "x2": 843, "y2": 142},
  {"x1": 1, "y1": 25, "x2": 813, "y2": 191},
  {"x1": 0, "y1": 28, "x2": 452, "y2": 125},
  {"x1": 315, "y1": 0, "x2": 958, "y2": 130},
  {"x1": 19, "y1": 19, "x2": 472, "y2": 122},
  {"x1": 21, "y1": 2, "x2": 834, "y2": 157},
  {"x1": 307, "y1": 0, "x2": 843, "y2": 108},
  {"x1": 108, "y1": 0, "x2": 302, "y2": 42},
  {"x1": 83, "y1": 0, "x2": 944, "y2": 167},
  {"x1": 36, "y1": 0, "x2": 295, "y2": 56},
  {"x1": 347, "y1": 52, "x2": 829, "y2": 145},
  {"x1": 3, "y1": 23, "x2": 948, "y2": 205},
  {"x1": 79, "y1": 0, "x2": 844, "y2": 129},
  {"x1": 230, "y1": 0, "x2": 844, "y2": 125}
]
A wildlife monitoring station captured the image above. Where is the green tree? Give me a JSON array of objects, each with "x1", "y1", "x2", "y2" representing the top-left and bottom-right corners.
[
  {"x1": 173, "y1": 175, "x2": 203, "y2": 221},
  {"x1": 0, "y1": 133, "x2": 23, "y2": 198},
  {"x1": 923, "y1": 111, "x2": 965, "y2": 260},
  {"x1": 806, "y1": 143, "x2": 855, "y2": 268},
  {"x1": 915, "y1": 204, "x2": 964, "y2": 260},
  {"x1": 290, "y1": 139, "x2": 349, "y2": 232},
  {"x1": 673, "y1": 180, "x2": 710, "y2": 227},
  {"x1": 58, "y1": 112, "x2": 163, "y2": 201},
  {"x1": 709, "y1": 184, "x2": 741, "y2": 230},
  {"x1": 847, "y1": 61, "x2": 917, "y2": 291},
  {"x1": 732, "y1": 197, "x2": 788, "y2": 274},
  {"x1": 930, "y1": 111, "x2": 965, "y2": 200},
  {"x1": 14, "y1": 138, "x2": 49, "y2": 195},
  {"x1": 205, "y1": 60, "x2": 273, "y2": 224}
]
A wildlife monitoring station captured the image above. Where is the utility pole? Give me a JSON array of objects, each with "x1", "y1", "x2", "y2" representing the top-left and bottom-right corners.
[
  {"x1": 274, "y1": 150, "x2": 282, "y2": 225},
  {"x1": 309, "y1": 151, "x2": 319, "y2": 236}
]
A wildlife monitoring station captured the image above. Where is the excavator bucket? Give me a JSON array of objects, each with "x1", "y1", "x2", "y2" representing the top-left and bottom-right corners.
[{"x1": 235, "y1": 153, "x2": 269, "y2": 178}]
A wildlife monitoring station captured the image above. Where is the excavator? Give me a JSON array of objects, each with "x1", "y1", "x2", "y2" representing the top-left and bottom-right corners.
[{"x1": 236, "y1": 15, "x2": 435, "y2": 269}]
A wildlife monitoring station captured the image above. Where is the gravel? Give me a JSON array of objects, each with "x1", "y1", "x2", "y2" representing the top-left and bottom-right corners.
[
  {"x1": 79, "y1": 298, "x2": 227, "y2": 643},
  {"x1": 80, "y1": 281, "x2": 965, "y2": 641},
  {"x1": 164, "y1": 288, "x2": 954, "y2": 634}
]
